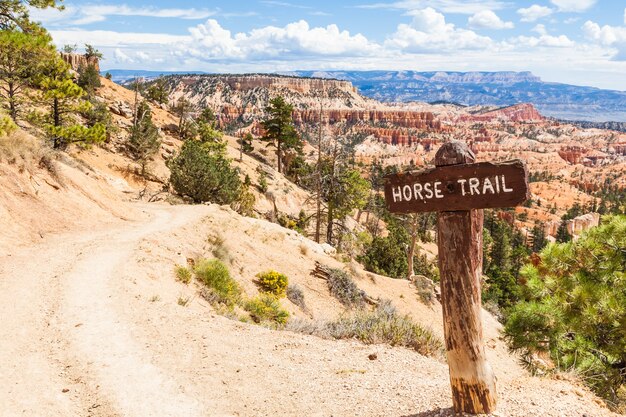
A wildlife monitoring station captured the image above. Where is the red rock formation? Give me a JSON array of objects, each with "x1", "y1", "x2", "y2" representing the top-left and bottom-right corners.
[
  {"x1": 558, "y1": 145, "x2": 588, "y2": 164},
  {"x1": 60, "y1": 52, "x2": 100, "y2": 72},
  {"x1": 292, "y1": 109, "x2": 440, "y2": 129},
  {"x1": 459, "y1": 103, "x2": 544, "y2": 123}
]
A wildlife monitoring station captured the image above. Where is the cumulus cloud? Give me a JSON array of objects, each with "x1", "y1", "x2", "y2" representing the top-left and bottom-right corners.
[
  {"x1": 549, "y1": 0, "x2": 597, "y2": 13},
  {"x1": 512, "y1": 34, "x2": 574, "y2": 47},
  {"x1": 517, "y1": 5, "x2": 553, "y2": 22},
  {"x1": 583, "y1": 20, "x2": 626, "y2": 60},
  {"x1": 468, "y1": 10, "x2": 514, "y2": 30},
  {"x1": 511, "y1": 24, "x2": 575, "y2": 48},
  {"x1": 185, "y1": 19, "x2": 379, "y2": 60},
  {"x1": 113, "y1": 48, "x2": 134, "y2": 64},
  {"x1": 385, "y1": 7, "x2": 493, "y2": 53}
]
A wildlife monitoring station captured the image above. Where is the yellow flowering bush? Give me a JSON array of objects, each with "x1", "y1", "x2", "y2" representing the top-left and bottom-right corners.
[{"x1": 255, "y1": 270, "x2": 288, "y2": 297}]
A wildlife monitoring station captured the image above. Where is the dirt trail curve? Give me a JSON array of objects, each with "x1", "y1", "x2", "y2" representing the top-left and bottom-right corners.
[{"x1": 0, "y1": 203, "x2": 211, "y2": 417}]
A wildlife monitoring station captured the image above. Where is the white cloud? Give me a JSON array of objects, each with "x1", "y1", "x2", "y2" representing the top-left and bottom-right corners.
[
  {"x1": 624, "y1": 8, "x2": 626, "y2": 25},
  {"x1": 468, "y1": 10, "x2": 514, "y2": 30},
  {"x1": 136, "y1": 51, "x2": 150, "y2": 61},
  {"x1": 517, "y1": 5, "x2": 553, "y2": 22},
  {"x1": 185, "y1": 19, "x2": 380, "y2": 60},
  {"x1": 583, "y1": 20, "x2": 626, "y2": 60},
  {"x1": 512, "y1": 33, "x2": 575, "y2": 47},
  {"x1": 563, "y1": 17, "x2": 580, "y2": 24},
  {"x1": 30, "y1": 4, "x2": 216, "y2": 26},
  {"x1": 386, "y1": 8, "x2": 494, "y2": 52},
  {"x1": 532, "y1": 24, "x2": 547, "y2": 35},
  {"x1": 356, "y1": 0, "x2": 508, "y2": 15},
  {"x1": 549, "y1": 0, "x2": 597, "y2": 12},
  {"x1": 113, "y1": 48, "x2": 134, "y2": 64}
]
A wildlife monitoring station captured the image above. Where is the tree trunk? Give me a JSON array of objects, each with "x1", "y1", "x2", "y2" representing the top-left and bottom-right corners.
[
  {"x1": 435, "y1": 141, "x2": 497, "y2": 415},
  {"x1": 277, "y1": 138, "x2": 282, "y2": 174},
  {"x1": 406, "y1": 214, "x2": 419, "y2": 279},
  {"x1": 326, "y1": 205, "x2": 333, "y2": 244},
  {"x1": 53, "y1": 98, "x2": 60, "y2": 149},
  {"x1": 8, "y1": 81, "x2": 16, "y2": 121}
]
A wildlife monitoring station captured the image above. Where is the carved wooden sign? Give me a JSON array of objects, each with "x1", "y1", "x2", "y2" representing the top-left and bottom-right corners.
[
  {"x1": 382, "y1": 141, "x2": 530, "y2": 415},
  {"x1": 384, "y1": 160, "x2": 530, "y2": 213}
]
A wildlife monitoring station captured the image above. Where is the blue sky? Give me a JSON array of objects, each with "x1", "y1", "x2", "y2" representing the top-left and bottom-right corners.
[{"x1": 30, "y1": 1, "x2": 626, "y2": 90}]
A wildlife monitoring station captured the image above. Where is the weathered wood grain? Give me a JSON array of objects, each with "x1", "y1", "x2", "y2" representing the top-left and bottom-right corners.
[
  {"x1": 384, "y1": 160, "x2": 529, "y2": 213},
  {"x1": 435, "y1": 141, "x2": 498, "y2": 414}
]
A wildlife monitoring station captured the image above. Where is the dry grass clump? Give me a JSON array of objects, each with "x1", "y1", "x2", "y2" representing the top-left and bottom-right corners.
[
  {"x1": 0, "y1": 128, "x2": 49, "y2": 169},
  {"x1": 326, "y1": 267, "x2": 365, "y2": 308},
  {"x1": 174, "y1": 265, "x2": 192, "y2": 284},
  {"x1": 286, "y1": 300, "x2": 443, "y2": 358},
  {"x1": 286, "y1": 284, "x2": 306, "y2": 311}
]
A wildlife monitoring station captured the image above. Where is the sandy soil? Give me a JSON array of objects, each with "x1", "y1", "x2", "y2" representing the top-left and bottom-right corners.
[{"x1": 0, "y1": 200, "x2": 618, "y2": 417}]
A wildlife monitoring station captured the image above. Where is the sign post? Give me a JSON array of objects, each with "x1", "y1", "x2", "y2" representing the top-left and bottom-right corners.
[{"x1": 384, "y1": 141, "x2": 529, "y2": 415}]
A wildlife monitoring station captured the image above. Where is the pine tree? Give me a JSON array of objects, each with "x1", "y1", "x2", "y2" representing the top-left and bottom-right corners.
[
  {"x1": 168, "y1": 140, "x2": 241, "y2": 204},
  {"x1": 145, "y1": 77, "x2": 168, "y2": 105},
  {"x1": 35, "y1": 56, "x2": 105, "y2": 149},
  {"x1": 260, "y1": 96, "x2": 300, "y2": 174},
  {"x1": 171, "y1": 97, "x2": 194, "y2": 139},
  {"x1": 0, "y1": 0, "x2": 62, "y2": 33},
  {"x1": 0, "y1": 29, "x2": 55, "y2": 121},
  {"x1": 77, "y1": 63, "x2": 101, "y2": 97},
  {"x1": 555, "y1": 221, "x2": 571, "y2": 243},
  {"x1": 505, "y1": 216, "x2": 626, "y2": 407},
  {"x1": 128, "y1": 100, "x2": 160, "y2": 175}
]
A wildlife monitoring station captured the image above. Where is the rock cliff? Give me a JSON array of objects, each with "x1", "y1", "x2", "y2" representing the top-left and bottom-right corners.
[{"x1": 60, "y1": 52, "x2": 100, "y2": 72}]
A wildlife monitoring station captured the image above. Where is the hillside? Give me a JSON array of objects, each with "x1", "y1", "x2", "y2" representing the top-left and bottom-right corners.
[{"x1": 0, "y1": 74, "x2": 622, "y2": 416}]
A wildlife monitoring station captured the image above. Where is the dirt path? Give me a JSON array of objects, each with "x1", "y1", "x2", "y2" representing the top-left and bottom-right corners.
[{"x1": 0, "y1": 203, "x2": 211, "y2": 417}]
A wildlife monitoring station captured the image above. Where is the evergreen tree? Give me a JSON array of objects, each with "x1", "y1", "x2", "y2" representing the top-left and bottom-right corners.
[
  {"x1": 505, "y1": 216, "x2": 626, "y2": 407},
  {"x1": 556, "y1": 221, "x2": 571, "y2": 243},
  {"x1": 0, "y1": 30, "x2": 55, "y2": 121},
  {"x1": 168, "y1": 140, "x2": 241, "y2": 204},
  {"x1": 83, "y1": 44, "x2": 103, "y2": 60},
  {"x1": 171, "y1": 96, "x2": 194, "y2": 139},
  {"x1": 530, "y1": 222, "x2": 547, "y2": 253},
  {"x1": 145, "y1": 77, "x2": 168, "y2": 105},
  {"x1": 77, "y1": 63, "x2": 101, "y2": 97},
  {"x1": 260, "y1": 96, "x2": 300, "y2": 174},
  {"x1": 128, "y1": 100, "x2": 160, "y2": 175},
  {"x1": 35, "y1": 56, "x2": 105, "y2": 149},
  {"x1": 0, "y1": 0, "x2": 62, "y2": 33}
]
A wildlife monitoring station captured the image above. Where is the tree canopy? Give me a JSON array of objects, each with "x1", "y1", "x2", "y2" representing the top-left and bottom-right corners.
[
  {"x1": 260, "y1": 96, "x2": 300, "y2": 174},
  {"x1": 505, "y1": 215, "x2": 626, "y2": 409}
]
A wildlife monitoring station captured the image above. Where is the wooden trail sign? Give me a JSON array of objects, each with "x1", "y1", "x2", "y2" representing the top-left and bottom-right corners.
[
  {"x1": 383, "y1": 141, "x2": 529, "y2": 415},
  {"x1": 384, "y1": 161, "x2": 529, "y2": 213}
]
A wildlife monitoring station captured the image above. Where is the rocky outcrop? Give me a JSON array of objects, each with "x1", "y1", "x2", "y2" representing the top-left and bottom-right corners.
[
  {"x1": 60, "y1": 53, "x2": 100, "y2": 72},
  {"x1": 567, "y1": 213, "x2": 600, "y2": 236},
  {"x1": 545, "y1": 213, "x2": 600, "y2": 237},
  {"x1": 558, "y1": 145, "x2": 588, "y2": 164},
  {"x1": 459, "y1": 103, "x2": 544, "y2": 123}
]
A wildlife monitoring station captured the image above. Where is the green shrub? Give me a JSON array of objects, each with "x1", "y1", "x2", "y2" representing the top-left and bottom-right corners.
[
  {"x1": 174, "y1": 265, "x2": 192, "y2": 284},
  {"x1": 256, "y1": 270, "x2": 289, "y2": 297},
  {"x1": 286, "y1": 300, "x2": 442, "y2": 357},
  {"x1": 286, "y1": 284, "x2": 306, "y2": 310},
  {"x1": 326, "y1": 267, "x2": 365, "y2": 308},
  {"x1": 194, "y1": 259, "x2": 241, "y2": 306},
  {"x1": 0, "y1": 115, "x2": 17, "y2": 137},
  {"x1": 168, "y1": 140, "x2": 241, "y2": 204},
  {"x1": 326, "y1": 301, "x2": 442, "y2": 357},
  {"x1": 245, "y1": 294, "x2": 289, "y2": 325}
]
